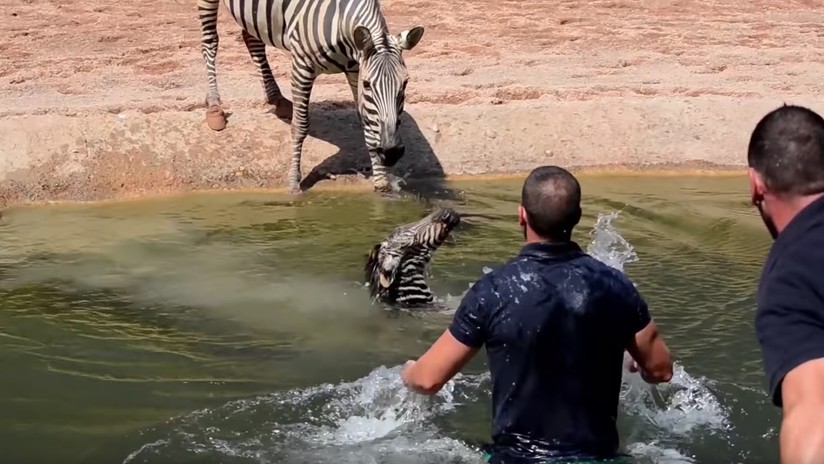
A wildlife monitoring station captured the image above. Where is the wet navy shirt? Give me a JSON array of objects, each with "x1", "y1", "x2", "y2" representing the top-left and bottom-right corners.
[
  {"x1": 755, "y1": 194, "x2": 824, "y2": 407},
  {"x1": 449, "y1": 241, "x2": 651, "y2": 463}
]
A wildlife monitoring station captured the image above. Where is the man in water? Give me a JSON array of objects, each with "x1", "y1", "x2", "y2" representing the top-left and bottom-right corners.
[
  {"x1": 400, "y1": 165, "x2": 673, "y2": 463},
  {"x1": 748, "y1": 104, "x2": 824, "y2": 464}
]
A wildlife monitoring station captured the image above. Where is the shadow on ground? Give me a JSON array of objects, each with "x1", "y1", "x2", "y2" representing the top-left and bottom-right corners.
[{"x1": 265, "y1": 101, "x2": 462, "y2": 203}]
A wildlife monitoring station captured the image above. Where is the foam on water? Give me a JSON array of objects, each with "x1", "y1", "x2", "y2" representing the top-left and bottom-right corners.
[
  {"x1": 587, "y1": 211, "x2": 731, "y2": 461},
  {"x1": 124, "y1": 365, "x2": 487, "y2": 464},
  {"x1": 126, "y1": 210, "x2": 730, "y2": 463}
]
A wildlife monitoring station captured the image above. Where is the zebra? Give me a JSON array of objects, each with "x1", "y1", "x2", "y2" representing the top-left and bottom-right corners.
[
  {"x1": 197, "y1": 0, "x2": 425, "y2": 195},
  {"x1": 364, "y1": 208, "x2": 461, "y2": 308}
]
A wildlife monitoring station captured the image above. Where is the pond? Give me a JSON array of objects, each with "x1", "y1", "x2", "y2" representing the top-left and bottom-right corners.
[{"x1": 0, "y1": 175, "x2": 778, "y2": 463}]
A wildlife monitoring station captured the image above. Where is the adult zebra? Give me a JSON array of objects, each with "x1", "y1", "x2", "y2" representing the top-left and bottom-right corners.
[{"x1": 197, "y1": 0, "x2": 425, "y2": 195}]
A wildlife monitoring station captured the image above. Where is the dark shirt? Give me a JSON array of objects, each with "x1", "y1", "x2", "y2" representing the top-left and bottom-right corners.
[
  {"x1": 449, "y1": 241, "x2": 651, "y2": 463},
  {"x1": 755, "y1": 194, "x2": 824, "y2": 407}
]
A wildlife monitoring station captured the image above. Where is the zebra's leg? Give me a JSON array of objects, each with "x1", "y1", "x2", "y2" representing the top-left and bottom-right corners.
[
  {"x1": 345, "y1": 72, "x2": 392, "y2": 194},
  {"x1": 286, "y1": 61, "x2": 317, "y2": 194},
  {"x1": 369, "y1": 148, "x2": 395, "y2": 195},
  {"x1": 198, "y1": 0, "x2": 227, "y2": 131},
  {"x1": 345, "y1": 71, "x2": 359, "y2": 102},
  {"x1": 240, "y1": 30, "x2": 293, "y2": 121},
  {"x1": 342, "y1": 71, "x2": 368, "y2": 180}
]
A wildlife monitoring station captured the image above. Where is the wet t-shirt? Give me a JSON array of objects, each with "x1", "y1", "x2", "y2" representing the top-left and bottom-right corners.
[
  {"x1": 449, "y1": 241, "x2": 651, "y2": 463},
  {"x1": 755, "y1": 194, "x2": 824, "y2": 407}
]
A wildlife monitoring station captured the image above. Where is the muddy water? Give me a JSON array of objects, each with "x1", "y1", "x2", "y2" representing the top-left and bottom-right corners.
[{"x1": 0, "y1": 175, "x2": 779, "y2": 463}]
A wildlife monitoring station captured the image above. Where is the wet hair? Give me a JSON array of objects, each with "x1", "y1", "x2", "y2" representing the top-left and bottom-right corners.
[
  {"x1": 520, "y1": 165, "x2": 582, "y2": 241},
  {"x1": 748, "y1": 104, "x2": 824, "y2": 196}
]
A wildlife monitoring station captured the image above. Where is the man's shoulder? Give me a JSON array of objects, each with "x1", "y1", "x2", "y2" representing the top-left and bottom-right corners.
[
  {"x1": 469, "y1": 257, "x2": 521, "y2": 291},
  {"x1": 466, "y1": 255, "x2": 541, "y2": 302},
  {"x1": 765, "y1": 224, "x2": 824, "y2": 288},
  {"x1": 480, "y1": 250, "x2": 626, "y2": 277},
  {"x1": 575, "y1": 253, "x2": 638, "y2": 291},
  {"x1": 756, "y1": 218, "x2": 824, "y2": 324},
  {"x1": 476, "y1": 252, "x2": 636, "y2": 294},
  {"x1": 768, "y1": 202, "x2": 824, "y2": 267}
]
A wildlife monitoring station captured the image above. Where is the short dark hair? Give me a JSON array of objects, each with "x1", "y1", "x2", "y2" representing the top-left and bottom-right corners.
[
  {"x1": 748, "y1": 104, "x2": 824, "y2": 196},
  {"x1": 521, "y1": 165, "x2": 582, "y2": 240}
]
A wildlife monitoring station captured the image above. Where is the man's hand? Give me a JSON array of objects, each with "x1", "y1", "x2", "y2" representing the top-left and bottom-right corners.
[
  {"x1": 401, "y1": 360, "x2": 416, "y2": 386},
  {"x1": 401, "y1": 359, "x2": 428, "y2": 394},
  {"x1": 625, "y1": 357, "x2": 640, "y2": 373},
  {"x1": 402, "y1": 359, "x2": 416, "y2": 373},
  {"x1": 399, "y1": 330, "x2": 479, "y2": 395}
]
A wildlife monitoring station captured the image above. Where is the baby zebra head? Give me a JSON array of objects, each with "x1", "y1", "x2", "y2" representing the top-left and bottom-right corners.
[
  {"x1": 352, "y1": 25, "x2": 425, "y2": 168},
  {"x1": 365, "y1": 208, "x2": 460, "y2": 308}
]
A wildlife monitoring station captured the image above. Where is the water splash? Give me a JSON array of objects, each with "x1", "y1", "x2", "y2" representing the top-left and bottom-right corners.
[
  {"x1": 586, "y1": 210, "x2": 639, "y2": 273},
  {"x1": 588, "y1": 212, "x2": 731, "y2": 459},
  {"x1": 621, "y1": 362, "x2": 729, "y2": 435},
  {"x1": 625, "y1": 442, "x2": 696, "y2": 464},
  {"x1": 125, "y1": 366, "x2": 487, "y2": 464}
]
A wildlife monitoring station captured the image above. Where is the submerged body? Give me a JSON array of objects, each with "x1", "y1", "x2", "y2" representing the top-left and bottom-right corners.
[
  {"x1": 197, "y1": 0, "x2": 424, "y2": 194},
  {"x1": 365, "y1": 208, "x2": 460, "y2": 308},
  {"x1": 450, "y1": 242, "x2": 650, "y2": 462},
  {"x1": 400, "y1": 166, "x2": 673, "y2": 464}
]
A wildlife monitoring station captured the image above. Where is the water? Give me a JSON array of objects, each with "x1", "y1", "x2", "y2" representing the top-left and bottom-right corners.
[{"x1": 0, "y1": 175, "x2": 778, "y2": 463}]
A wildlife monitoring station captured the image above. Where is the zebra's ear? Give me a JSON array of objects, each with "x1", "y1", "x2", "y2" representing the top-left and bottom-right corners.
[
  {"x1": 398, "y1": 26, "x2": 425, "y2": 51},
  {"x1": 353, "y1": 26, "x2": 375, "y2": 54}
]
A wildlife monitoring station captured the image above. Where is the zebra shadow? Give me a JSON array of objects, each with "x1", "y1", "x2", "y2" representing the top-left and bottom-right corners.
[{"x1": 285, "y1": 101, "x2": 462, "y2": 202}]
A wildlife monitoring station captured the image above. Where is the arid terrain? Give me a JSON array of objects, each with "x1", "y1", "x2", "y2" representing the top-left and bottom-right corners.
[{"x1": 1, "y1": 0, "x2": 823, "y2": 206}]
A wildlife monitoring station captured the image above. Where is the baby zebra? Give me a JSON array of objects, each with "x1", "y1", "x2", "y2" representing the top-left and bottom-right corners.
[{"x1": 365, "y1": 208, "x2": 460, "y2": 308}]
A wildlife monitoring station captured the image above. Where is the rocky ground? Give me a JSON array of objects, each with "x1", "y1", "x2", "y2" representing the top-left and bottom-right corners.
[{"x1": 1, "y1": 0, "x2": 823, "y2": 206}]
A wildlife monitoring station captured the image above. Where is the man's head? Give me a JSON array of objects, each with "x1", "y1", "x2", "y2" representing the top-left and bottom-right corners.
[
  {"x1": 748, "y1": 104, "x2": 824, "y2": 239},
  {"x1": 353, "y1": 25, "x2": 425, "y2": 168},
  {"x1": 518, "y1": 166, "x2": 582, "y2": 243},
  {"x1": 365, "y1": 208, "x2": 460, "y2": 308}
]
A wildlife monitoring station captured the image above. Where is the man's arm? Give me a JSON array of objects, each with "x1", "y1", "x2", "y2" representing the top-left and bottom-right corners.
[
  {"x1": 756, "y1": 257, "x2": 824, "y2": 464},
  {"x1": 401, "y1": 282, "x2": 488, "y2": 395},
  {"x1": 626, "y1": 319, "x2": 673, "y2": 384},
  {"x1": 620, "y1": 282, "x2": 673, "y2": 384},
  {"x1": 401, "y1": 330, "x2": 480, "y2": 395},
  {"x1": 779, "y1": 358, "x2": 824, "y2": 464}
]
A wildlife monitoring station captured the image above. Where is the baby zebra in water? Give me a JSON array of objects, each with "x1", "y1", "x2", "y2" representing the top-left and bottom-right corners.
[{"x1": 365, "y1": 208, "x2": 461, "y2": 308}]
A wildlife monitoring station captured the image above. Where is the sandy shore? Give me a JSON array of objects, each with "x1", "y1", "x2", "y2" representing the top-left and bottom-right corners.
[{"x1": 2, "y1": 0, "x2": 823, "y2": 207}]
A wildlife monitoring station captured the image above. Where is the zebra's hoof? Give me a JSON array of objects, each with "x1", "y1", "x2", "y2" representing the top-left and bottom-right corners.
[
  {"x1": 274, "y1": 99, "x2": 293, "y2": 121},
  {"x1": 205, "y1": 107, "x2": 227, "y2": 131},
  {"x1": 287, "y1": 182, "x2": 303, "y2": 195},
  {"x1": 378, "y1": 190, "x2": 403, "y2": 200},
  {"x1": 374, "y1": 184, "x2": 399, "y2": 199}
]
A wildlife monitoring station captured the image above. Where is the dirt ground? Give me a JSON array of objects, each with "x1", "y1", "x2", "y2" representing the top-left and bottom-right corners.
[{"x1": 1, "y1": 0, "x2": 824, "y2": 207}]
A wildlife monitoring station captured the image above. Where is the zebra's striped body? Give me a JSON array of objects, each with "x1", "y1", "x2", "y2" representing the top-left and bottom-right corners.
[
  {"x1": 197, "y1": 0, "x2": 425, "y2": 195},
  {"x1": 365, "y1": 208, "x2": 460, "y2": 308}
]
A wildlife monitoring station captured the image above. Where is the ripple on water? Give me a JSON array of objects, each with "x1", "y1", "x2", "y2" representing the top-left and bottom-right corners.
[
  {"x1": 122, "y1": 211, "x2": 734, "y2": 464},
  {"x1": 0, "y1": 178, "x2": 776, "y2": 463}
]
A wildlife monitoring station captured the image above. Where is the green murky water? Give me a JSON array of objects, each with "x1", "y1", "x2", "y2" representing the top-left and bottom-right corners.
[{"x1": 0, "y1": 176, "x2": 779, "y2": 463}]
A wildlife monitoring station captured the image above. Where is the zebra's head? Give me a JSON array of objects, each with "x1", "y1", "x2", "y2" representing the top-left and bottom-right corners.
[
  {"x1": 352, "y1": 25, "x2": 425, "y2": 168},
  {"x1": 364, "y1": 207, "x2": 460, "y2": 308}
]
